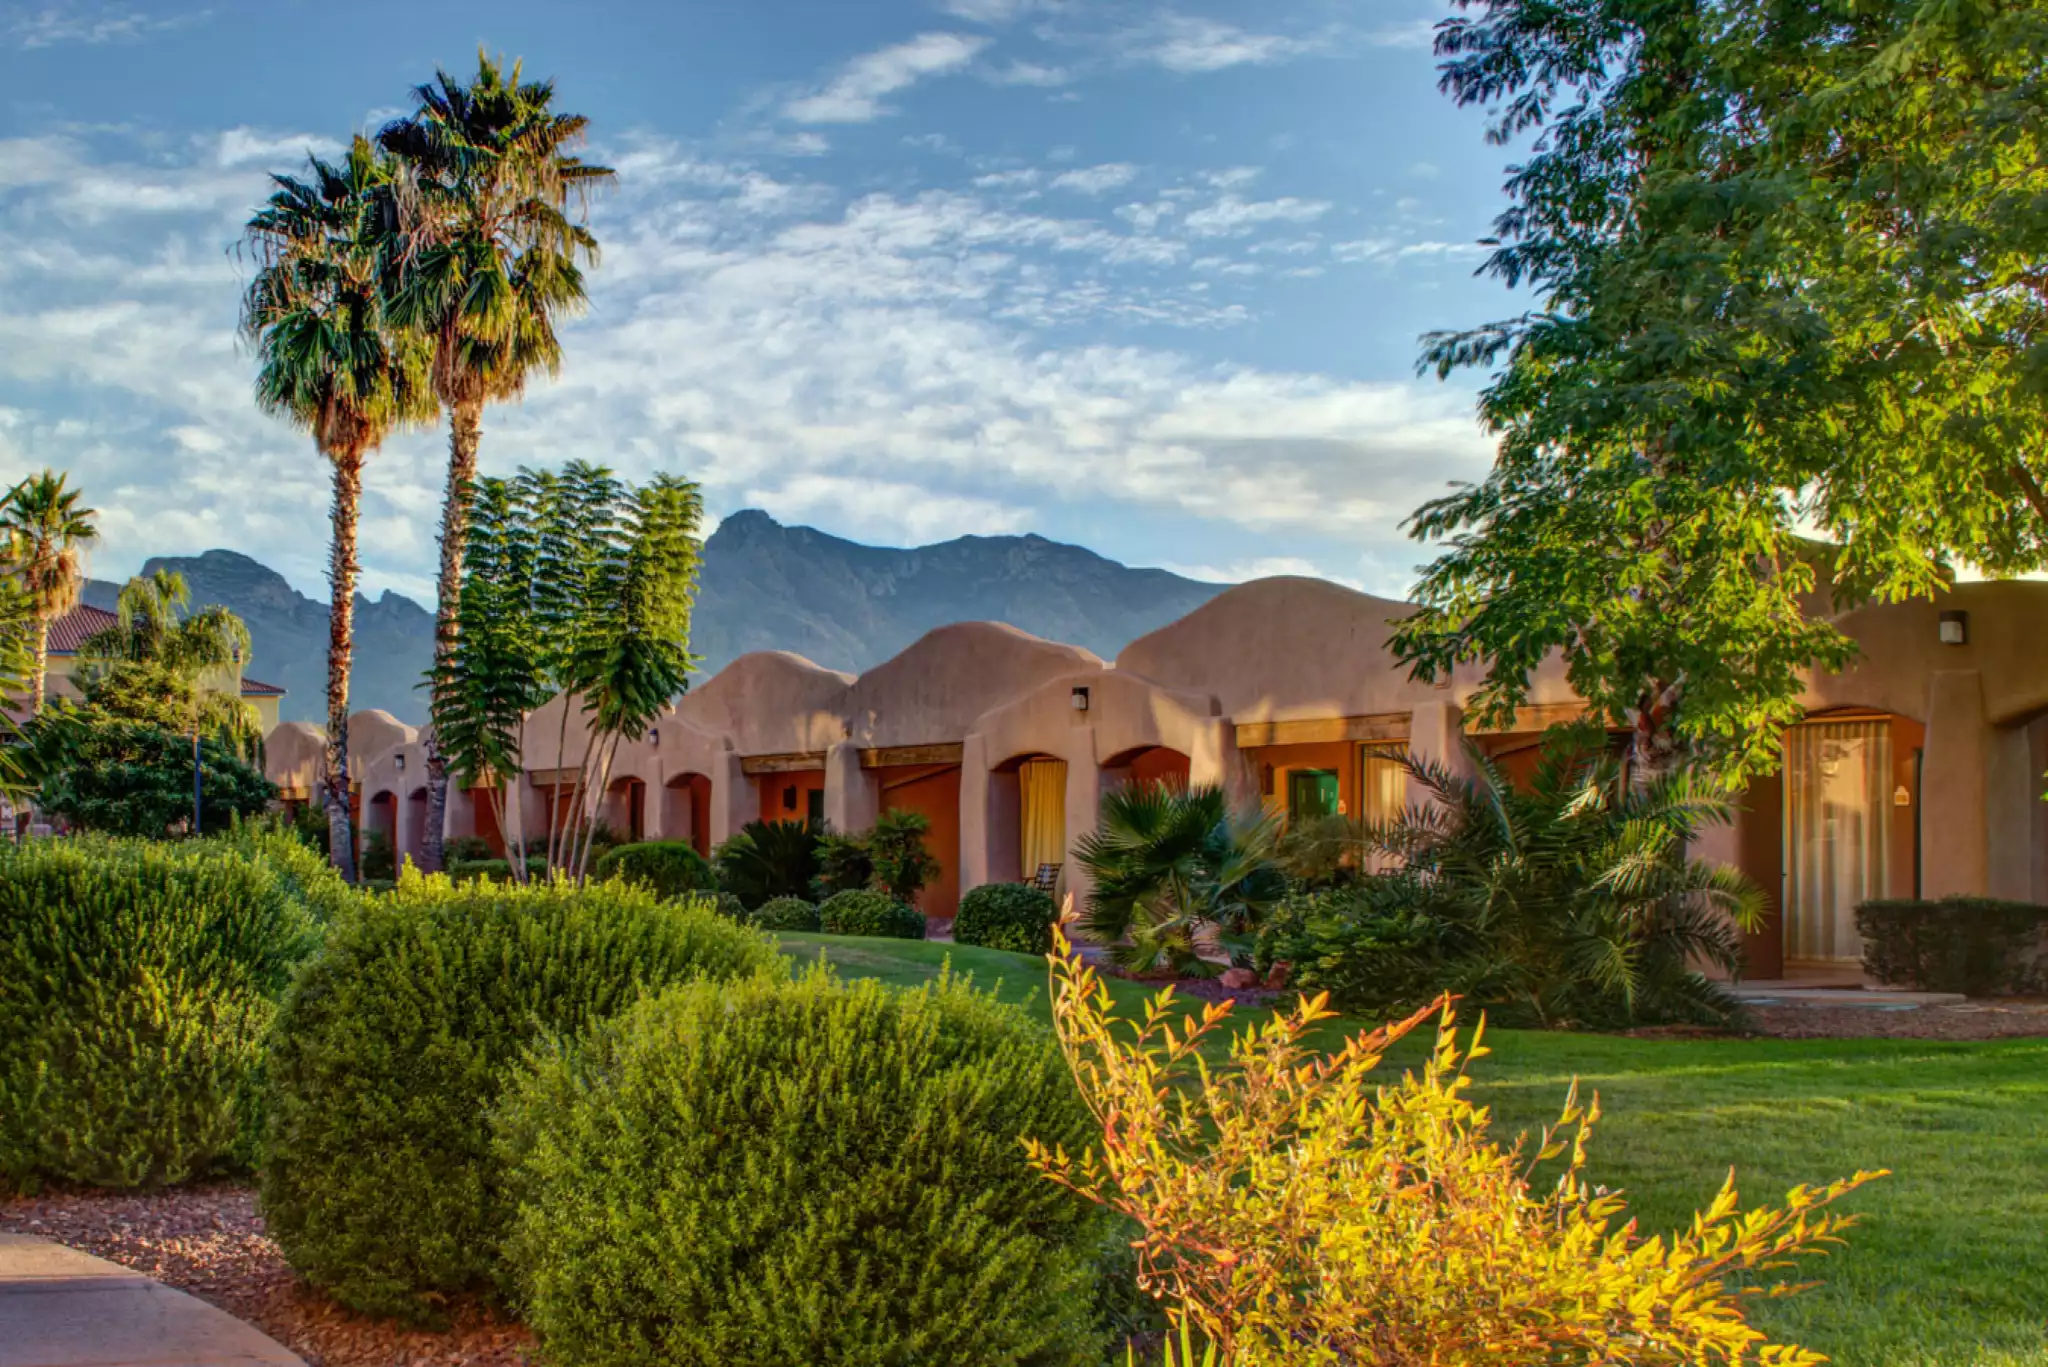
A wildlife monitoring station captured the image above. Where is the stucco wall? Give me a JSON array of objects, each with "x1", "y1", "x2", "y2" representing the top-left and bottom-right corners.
[
  {"x1": 675, "y1": 651, "x2": 853, "y2": 756},
  {"x1": 843, "y1": 621, "x2": 1102, "y2": 749}
]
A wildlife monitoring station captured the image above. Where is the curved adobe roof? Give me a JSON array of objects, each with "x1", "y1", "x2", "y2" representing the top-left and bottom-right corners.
[
  {"x1": 676, "y1": 650, "x2": 854, "y2": 756},
  {"x1": 844, "y1": 621, "x2": 1103, "y2": 749}
]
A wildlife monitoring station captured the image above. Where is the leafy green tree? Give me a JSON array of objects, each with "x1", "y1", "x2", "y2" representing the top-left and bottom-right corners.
[
  {"x1": 78, "y1": 571, "x2": 262, "y2": 763},
  {"x1": 377, "y1": 53, "x2": 614, "y2": 872},
  {"x1": 868, "y1": 807, "x2": 941, "y2": 906},
  {"x1": 243, "y1": 135, "x2": 436, "y2": 882},
  {"x1": 28, "y1": 715, "x2": 274, "y2": 837},
  {"x1": 1400, "y1": 0, "x2": 2048, "y2": 785},
  {"x1": 1, "y1": 470, "x2": 97, "y2": 716},
  {"x1": 1074, "y1": 784, "x2": 1286, "y2": 977}
]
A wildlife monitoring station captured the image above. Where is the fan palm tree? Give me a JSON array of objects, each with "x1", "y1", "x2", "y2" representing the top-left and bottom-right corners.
[
  {"x1": 1075, "y1": 783, "x2": 1287, "y2": 977},
  {"x1": 1, "y1": 471, "x2": 99, "y2": 715},
  {"x1": 378, "y1": 52, "x2": 614, "y2": 870},
  {"x1": 243, "y1": 136, "x2": 435, "y2": 880},
  {"x1": 715, "y1": 819, "x2": 822, "y2": 910}
]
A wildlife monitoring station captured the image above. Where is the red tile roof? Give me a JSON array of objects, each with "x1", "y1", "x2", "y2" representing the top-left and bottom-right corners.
[
  {"x1": 240, "y1": 676, "x2": 287, "y2": 698},
  {"x1": 46, "y1": 603, "x2": 117, "y2": 655}
]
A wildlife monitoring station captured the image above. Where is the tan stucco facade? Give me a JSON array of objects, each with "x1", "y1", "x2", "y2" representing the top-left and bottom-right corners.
[{"x1": 269, "y1": 576, "x2": 2048, "y2": 956}]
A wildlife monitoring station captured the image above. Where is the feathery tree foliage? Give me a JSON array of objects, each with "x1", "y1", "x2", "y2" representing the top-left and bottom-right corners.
[
  {"x1": 1074, "y1": 784, "x2": 1287, "y2": 977},
  {"x1": 73, "y1": 570, "x2": 263, "y2": 761},
  {"x1": 1395, "y1": 0, "x2": 2048, "y2": 786},
  {"x1": 377, "y1": 52, "x2": 614, "y2": 872},
  {"x1": 0, "y1": 470, "x2": 98, "y2": 716},
  {"x1": 243, "y1": 135, "x2": 435, "y2": 882},
  {"x1": 436, "y1": 464, "x2": 702, "y2": 882}
]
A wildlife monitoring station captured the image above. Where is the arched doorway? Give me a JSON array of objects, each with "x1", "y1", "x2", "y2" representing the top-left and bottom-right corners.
[
  {"x1": 364, "y1": 790, "x2": 396, "y2": 873},
  {"x1": 876, "y1": 761, "x2": 963, "y2": 919},
  {"x1": 664, "y1": 773, "x2": 713, "y2": 856},
  {"x1": 1101, "y1": 745, "x2": 1191, "y2": 793},
  {"x1": 989, "y1": 753, "x2": 1067, "y2": 887},
  {"x1": 404, "y1": 786, "x2": 429, "y2": 867},
  {"x1": 604, "y1": 776, "x2": 646, "y2": 844}
]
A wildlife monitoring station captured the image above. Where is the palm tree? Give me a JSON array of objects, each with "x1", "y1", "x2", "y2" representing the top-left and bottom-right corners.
[
  {"x1": 1075, "y1": 783, "x2": 1287, "y2": 977},
  {"x1": 0, "y1": 470, "x2": 99, "y2": 715},
  {"x1": 378, "y1": 52, "x2": 614, "y2": 870},
  {"x1": 243, "y1": 136, "x2": 435, "y2": 880},
  {"x1": 76, "y1": 569, "x2": 263, "y2": 758}
]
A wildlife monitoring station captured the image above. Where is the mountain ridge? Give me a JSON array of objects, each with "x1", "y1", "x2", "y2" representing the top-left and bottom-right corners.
[{"x1": 84, "y1": 511, "x2": 1225, "y2": 725}]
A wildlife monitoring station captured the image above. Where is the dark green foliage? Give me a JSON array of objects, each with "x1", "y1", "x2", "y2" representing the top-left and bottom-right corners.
[
  {"x1": 259, "y1": 871, "x2": 784, "y2": 1321},
  {"x1": 954, "y1": 882, "x2": 1058, "y2": 957},
  {"x1": 1270, "y1": 726, "x2": 1765, "y2": 1029},
  {"x1": 291, "y1": 801, "x2": 333, "y2": 857},
  {"x1": 0, "y1": 838, "x2": 324, "y2": 1191},
  {"x1": 868, "y1": 807, "x2": 940, "y2": 905},
  {"x1": 359, "y1": 830, "x2": 396, "y2": 881},
  {"x1": 1075, "y1": 783, "x2": 1286, "y2": 976},
  {"x1": 1857, "y1": 899, "x2": 2048, "y2": 997},
  {"x1": 495, "y1": 967, "x2": 1109, "y2": 1367},
  {"x1": 444, "y1": 835, "x2": 494, "y2": 862},
  {"x1": 216, "y1": 821, "x2": 359, "y2": 925},
  {"x1": 593, "y1": 840, "x2": 716, "y2": 899},
  {"x1": 714, "y1": 819, "x2": 819, "y2": 910},
  {"x1": 447, "y1": 857, "x2": 548, "y2": 884},
  {"x1": 750, "y1": 895, "x2": 821, "y2": 933},
  {"x1": 811, "y1": 828, "x2": 874, "y2": 899},
  {"x1": 819, "y1": 888, "x2": 926, "y2": 940},
  {"x1": 27, "y1": 714, "x2": 275, "y2": 837}
]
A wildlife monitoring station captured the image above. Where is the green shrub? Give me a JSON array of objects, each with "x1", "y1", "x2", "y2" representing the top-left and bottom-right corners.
[
  {"x1": 811, "y1": 828, "x2": 875, "y2": 899},
  {"x1": 259, "y1": 869, "x2": 785, "y2": 1322},
  {"x1": 0, "y1": 837, "x2": 323, "y2": 1191},
  {"x1": 496, "y1": 967, "x2": 1109, "y2": 1367},
  {"x1": 1253, "y1": 888, "x2": 1447, "y2": 1019},
  {"x1": 444, "y1": 835, "x2": 494, "y2": 863},
  {"x1": 447, "y1": 857, "x2": 548, "y2": 884},
  {"x1": 751, "y1": 895, "x2": 821, "y2": 932},
  {"x1": 955, "y1": 882, "x2": 1059, "y2": 956},
  {"x1": 868, "y1": 807, "x2": 941, "y2": 904},
  {"x1": 217, "y1": 820, "x2": 359, "y2": 925},
  {"x1": 1857, "y1": 898, "x2": 2048, "y2": 995},
  {"x1": 714, "y1": 818, "x2": 818, "y2": 909},
  {"x1": 592, "y1": 840, "x2": 716, "y2": 899},
  {"x1": 360, "y1": 829, "x2": 396, "y2": 881},
  {"x1": 819, "y1": 887, "x2": 926, "y2": 939}
]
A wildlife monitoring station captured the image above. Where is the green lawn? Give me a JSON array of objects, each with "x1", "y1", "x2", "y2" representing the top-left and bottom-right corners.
[{"x1": 778, "y1": 934, "x2": 2048, "y2": 1367}]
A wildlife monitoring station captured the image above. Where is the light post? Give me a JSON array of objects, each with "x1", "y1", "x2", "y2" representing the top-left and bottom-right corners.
[{"x1": 193, "y1": 643, "x2": 242, "y2": 837}]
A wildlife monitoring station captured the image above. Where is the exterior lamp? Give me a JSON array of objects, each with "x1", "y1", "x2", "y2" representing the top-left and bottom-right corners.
[
  {"x1": 395, "y1": 752, "x2": 406, "y2": 771},
  {"x1": 1071, "y1": 686, "x2": 1090, "y2": 713},
  {"x1": 1938, "y1": 610, "x2": 1968, "y2": 646}
]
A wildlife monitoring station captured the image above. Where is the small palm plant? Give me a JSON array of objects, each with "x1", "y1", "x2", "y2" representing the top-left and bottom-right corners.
[
  {"x1": 1369, "y1": 723, "x2": 1766, "y2": 1027},
  {"x1": 715, "y1": 819, "x2": 822, "y2": 910},
  {"x1": 1075, "y1": 783, "x2": 1286, "y2": 976},
  {"x1": 0, "y1": 470, "x2": 98, "y2": 715}
]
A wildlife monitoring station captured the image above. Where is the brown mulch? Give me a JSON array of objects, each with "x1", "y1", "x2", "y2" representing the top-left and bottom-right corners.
[
  {"x1": 0, "y1": 1184, "x2": 532, "y2": 1367},
  {"x1": 1742, "y1": 999, "x2": 2048, "y2": 1041}
]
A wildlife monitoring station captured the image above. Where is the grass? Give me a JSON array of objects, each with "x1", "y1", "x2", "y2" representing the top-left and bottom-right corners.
[{"x1": 778, "y1": 933, "x2": 2048, "y2": 1367}]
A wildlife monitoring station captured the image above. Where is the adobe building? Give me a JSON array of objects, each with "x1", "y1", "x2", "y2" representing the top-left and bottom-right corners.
[{"x1": 282, "y1": 575, "x2": 2048, "y2": 978}]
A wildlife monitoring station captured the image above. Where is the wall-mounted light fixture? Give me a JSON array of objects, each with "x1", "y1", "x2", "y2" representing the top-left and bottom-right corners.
[
  {"x1": 394, "y1": 753, "x2": 406, "y2": 772},
  {"x1": 1071, "y1": 686, "x2": 1091, "y2": 713},
  {"x1": 1938, "y1": 610, "x2": 1968, "y2": 646},
  {"x1": 649, "y1": 728, "x2": 661, "y2": 748}
]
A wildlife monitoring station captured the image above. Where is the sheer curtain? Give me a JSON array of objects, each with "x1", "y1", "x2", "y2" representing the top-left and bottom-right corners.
[
  {"x1": 1357, "y1": 745, "x2": 1409, "y2": 873},
  {"x1": 1018, "y1": 758, "x2": 1068, "y2": 878},
  {"x1": 1783, "y1": 721, "x2": 1891, "y2": 966}
]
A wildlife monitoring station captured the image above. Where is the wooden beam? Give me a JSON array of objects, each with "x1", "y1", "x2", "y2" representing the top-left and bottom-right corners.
[
  {"x1": 1463, "y1": 701, "x2": 1592, "y2": 735},
  {"x1": 858, "y1": 743, "x2": 965, "y2": 770},
  {"x1": 1234, "y1": 713, "x2": 1411, "y2": 749},
  {"x1": 740, "y1": 751, "x2": 828, "y2": 776}
]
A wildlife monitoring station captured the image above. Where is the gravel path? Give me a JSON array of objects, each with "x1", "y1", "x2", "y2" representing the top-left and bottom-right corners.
[
  {"x1": 0, "y1": 1186, "x2": 531, "y2": 1367},
  {"x1": 1744, "y1": 998, "x2": 2048, "y2": 1040}
]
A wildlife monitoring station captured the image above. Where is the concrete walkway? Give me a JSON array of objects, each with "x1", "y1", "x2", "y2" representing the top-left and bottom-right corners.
[
  {"x1": 0, "y1": 1233, "x2": 303, "y2": 1367},
  {"x1": 1729, "y1": 980, "x2": 1967, "y2": 1009}
]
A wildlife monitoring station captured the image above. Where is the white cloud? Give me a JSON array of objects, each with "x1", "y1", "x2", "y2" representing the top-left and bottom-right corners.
[
  {"x1": 986, "y1": 60, "x2": 1072, "y2": 87},
  {"x1": 1183, "y1": 194, "x2": 1331, "y2": 237},
  {"x1": 4, "y1": 2, "x2": 205, "y2": 48},
  {"x1": 744, "y1": 473, "x2": 1033, "y2": 544},
  {"x1": 1333, "y1": 238, "x2": 1487, "y2": 265},
  {"x1": 1130, "y1": 14, "x2": 1325, "y2": 73},
  {"x1": 1159, "y1": 556, "x2": 1369, "y2": 591},
  {"x1": 1050, "y1": 162, "x2": 1137, "y2": 194},
  {"x1": 212, "y1": 127, "x2": 336, "y2": 169},
  {"x1": 784, "y1": 32, "x2": 990, "y2": 124}
]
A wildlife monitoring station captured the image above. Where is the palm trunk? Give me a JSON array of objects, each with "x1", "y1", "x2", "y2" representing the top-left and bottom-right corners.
[
  {"x1": 28, "y1": 616, "x2": 48, "y2": 714},
  {"x1": 423, "y1": 397, "x2": 484, "y2": 874},
  {"x1": 323, "y1": 446, "x2": 364, "y2": 882}
]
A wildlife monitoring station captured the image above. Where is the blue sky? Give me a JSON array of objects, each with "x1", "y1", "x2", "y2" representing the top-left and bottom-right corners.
[{"x1": 0, "y1": 0, "x2": 1519, "y2": 603}]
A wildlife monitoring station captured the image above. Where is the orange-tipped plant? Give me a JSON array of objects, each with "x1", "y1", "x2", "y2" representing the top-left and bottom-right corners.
[{"x1": 1026, "y1": 931, "x2": 1884, "y2": 1366}]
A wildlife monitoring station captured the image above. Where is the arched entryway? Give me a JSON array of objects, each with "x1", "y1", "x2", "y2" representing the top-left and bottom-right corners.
[
  {"x1": 404, "y1": 786, "x2": 429, "y2": 866},
  {"x1": 664, "y1": 772, "x2": 713, "y2": 856},
  {"x1": 604, "y1": 776, "x2": 647, "y2": 844},
  {"x1": 363, "y1": 790, "x2": 396, "y2": 872},
  {"x1": 1101, "y1": 745, "x2": 1191, "y2": 793},
  {"x1": 988, "y1": 753, "x2": 1067, "y2": 887}
]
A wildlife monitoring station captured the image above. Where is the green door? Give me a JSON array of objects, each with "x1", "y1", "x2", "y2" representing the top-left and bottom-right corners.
[{"x1": 1286, "y1": 769, "x2": 1340, "y2": 822}]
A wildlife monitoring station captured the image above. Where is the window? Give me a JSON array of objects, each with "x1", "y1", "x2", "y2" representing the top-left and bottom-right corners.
[{"x1": 1286, "y1": 769, "x2": 1340, "y2": 822}]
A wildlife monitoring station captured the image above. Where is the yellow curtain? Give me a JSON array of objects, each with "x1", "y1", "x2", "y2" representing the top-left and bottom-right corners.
[
  {"x1": 1018, "y1": 758, "x2": 1068, "y2": 878},
  {"x1": 1357, "y1": 745, "x2": 1408, "y2": 826},
  {"x1": 1783, "y1": 721, "x2": 1891, "y2": 965}
]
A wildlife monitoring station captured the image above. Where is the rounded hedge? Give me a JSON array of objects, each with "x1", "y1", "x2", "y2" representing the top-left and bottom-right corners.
[
  {"x1": 0, "y1": 837, "x2": 324, "y2": 1191},
  {"x1": 819, "y1": 887, "x2": 926, "y2": 940},
  {"x1": 751, "y1": 895, "x2": 820, "y2": 932},
  {"x1": 260, "y1": 869, "x2": 784, "y2": 1322},
  {"x1": 497, "y1": 968, "x2": 1109, "y2": 1366},
  {"x1": 592, "y1": 841, "x2": 718, "y2": 899},
  {"x1": 954, "y1": 882, "x2": 1059, "y2": 957}
]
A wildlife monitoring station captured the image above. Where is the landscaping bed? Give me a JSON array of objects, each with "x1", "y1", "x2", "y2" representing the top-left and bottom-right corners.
[{"x1": 0, "y1": 1184, "x2": 530, "y2": 1367}]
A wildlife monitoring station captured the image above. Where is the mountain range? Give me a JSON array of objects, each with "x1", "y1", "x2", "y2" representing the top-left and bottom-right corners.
[{"x1": 84, "y1": 510, "x2": 1224, "y2": 726}]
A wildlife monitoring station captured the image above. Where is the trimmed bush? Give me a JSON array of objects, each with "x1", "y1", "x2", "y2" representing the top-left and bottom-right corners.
[
  {"x1": 819, "y1": 887, "x2": 926, "y2": 940},
  {"x1": 1857, "y1": 898, "x2": 2048, "y2": 995},
  {"x1": 0, "y1": 837, "x2": 324, "y2": 1191},
  {"x1": 1253, "y1": 888, "x2": 1447, "y2": 1020},
  {"x1": 260, "y1": 869, "x2": 785, "y2": 1321},
  {"x1": 751, "y1": 895, "x2": 821, "y2": 932},
  {"x1": 955, "y1": 882, "x2": 1058, "y2": 956},
  {"x1": 218, "y1": 821, "x2": 359, "y2": 925},
  {"x1": 444, "y1": 836, "x2": 494, "y2": 863},
  {"x1": 592, "y1": 840, "x2": 717, "y2": 899},
  {"x1": 496, "y1": 967, "x2": 1109, "y2": 1366}
]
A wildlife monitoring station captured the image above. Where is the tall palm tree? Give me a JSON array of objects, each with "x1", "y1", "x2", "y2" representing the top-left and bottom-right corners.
[
  {"x1": 0, "y1": 470, "x2": 99, "y2": 715},
  {"x1": 243, "y1": 136, "x2": 434, "y2": 880},
  {"x1": 378, "y1": 52, "x2": 614, "y2": 871}
]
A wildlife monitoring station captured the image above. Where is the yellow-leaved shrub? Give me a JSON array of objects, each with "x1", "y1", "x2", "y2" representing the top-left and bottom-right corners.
[{"x1": 1026, "y1": 933, "x2": 1883, "y2": 1366}]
